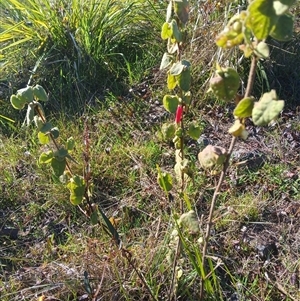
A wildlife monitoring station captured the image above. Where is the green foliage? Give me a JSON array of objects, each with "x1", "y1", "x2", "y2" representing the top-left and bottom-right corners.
[
  {"x1": 252, "y1": 90, "x2": 285, "y2": 126},
  {"x1": 67, "y1": 175, "x2": 85, "y2": 205},
  {"x1": 157, "y1": 166, "x2": 173, "y2": 192},
  {"x1": 234, "y1": 97, "x2": 255, "y2": 118},
  {"x1": 0, "y1": 0, "x2": 164, "y2": 112},
  {"x1": 208, "y1": 66, "x2": 240, "y2": 102},
  {"x1": 163, "y1": 95, "x2": 179, "y2": 113}
]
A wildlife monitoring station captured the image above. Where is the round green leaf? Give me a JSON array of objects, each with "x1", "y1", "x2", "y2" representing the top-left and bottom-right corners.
[
  {"x1": 55, "y1": 147, "x2": 68, "y2": 160},
  {"x1": 169, "y1": 62, "x2": 184, "y2": 76},
  {"x1": 39, "y1": 151, "x2": 54, "y2": 164},
  {"x1": 38, "y1": 131, "x2": 50, "y2": 144},
  {"x1": 270, "y1": 14, "x2": 294, "y2": 41},
  {"x1": 33, "y1": 85, "x2": 48, "y2": 101},
  {"x1": 16, "y1": 86, "x2": 34, "y2": 103},
  {"x1": 50, "y1": 127, "x2": 60, "y2": 139},
  {"x1": 161, "y1": 123, "x2": 176, "y2": 140},
  {"x1": 163, "y1": 95, "x2": 179, "y2": 113},
  {"x1": 198, "y1": 145, "x2": 227, "y2": 169},
  {"x1": 209, "y1": 67, "x2": 240, "y2": 101},
  {"x1": 234, "y1": 97, "x2": 255, "y2": 118},
  {"x1": 177, "y1": 68, "x2": 191, "y2": 91},
  {"x1": 247, "y1": 0, "x2": 277, "y2": 40},
  {"x1": 10, "y1": 94, "x2": 27, "y2": 110},
  {"x1": 188, "y1": 122, "x2": 202, "y2": 140},
  {"x1": 40, "y1": 122, "x2": 53, "y2": 134},
  {"x1": 252, "y1": 90, "x2": 284, "y2": 126},
  {"x1": 51, "y1": 157, "x2": 66, "y2": 177},
  {"x1": 161, "y1": 22, "x2": 172, "y2": 40}
]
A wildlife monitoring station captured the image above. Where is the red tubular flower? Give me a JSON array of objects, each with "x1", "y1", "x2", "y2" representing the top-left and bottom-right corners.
[{"x1": 175, "y1": 105, "x2": 183, "y2": 124}]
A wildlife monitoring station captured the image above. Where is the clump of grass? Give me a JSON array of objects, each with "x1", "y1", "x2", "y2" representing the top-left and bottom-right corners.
[{"x1": 0, "y1": 0, "x2": 164, "y2": 115}]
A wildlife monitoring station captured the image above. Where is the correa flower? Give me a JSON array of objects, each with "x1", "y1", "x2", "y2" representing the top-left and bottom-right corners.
[{"x1": 175, "y1": 105, "x2": 183, "y2": 124}]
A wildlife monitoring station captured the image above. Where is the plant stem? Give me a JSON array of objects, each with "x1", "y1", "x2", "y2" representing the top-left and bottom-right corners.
[{"x1": 199, "y1": 55, "x2": 258, "y2": 299}]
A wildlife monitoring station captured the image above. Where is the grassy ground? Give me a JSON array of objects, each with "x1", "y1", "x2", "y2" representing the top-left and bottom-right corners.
[{"x1": 1, "y1": 1, "x2": 300, "y2": 300}]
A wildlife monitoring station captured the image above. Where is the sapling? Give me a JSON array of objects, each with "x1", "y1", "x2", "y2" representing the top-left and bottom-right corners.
[
  {"x1": 10, "y1": 83, "x2": 158, "y2": 300},
  {"x1": 157, "y1": 0, "x2": 295, "y2": 300}
]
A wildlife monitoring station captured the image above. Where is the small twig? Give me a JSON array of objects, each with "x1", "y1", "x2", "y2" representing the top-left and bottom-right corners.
[{"x1": 92, "y1": 262, "x2": 107, "y2": 301}]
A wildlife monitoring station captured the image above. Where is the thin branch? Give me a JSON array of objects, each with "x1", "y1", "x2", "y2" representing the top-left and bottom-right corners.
[{"x1": 199, "y1": 54, "x2": 258, "y2": 299}]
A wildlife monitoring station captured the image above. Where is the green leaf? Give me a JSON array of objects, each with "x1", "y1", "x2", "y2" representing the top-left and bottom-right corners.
[
  {"x1": 39, "y1": 151, "x2": 54, "y2": 164},
  {"x1": 169, "y1": 60, "x2": 191, "y2": 76},
  {"x1": 234, "y1": 97, "x2": 255, "y2": 118},
  {"x1": 254, "y1": 41, "x2": 270, "y2": 58},
  {"x1": 163, "y1": 95, "x2": 179, "y2": 113},
  {"x1": 33, "y1": 85, "x2": 48, "y2": 101},
  {"x1": 51, "y1": 157, "x2": 66, "y2": 177},
  {"x1": 177, "y1": 68, "x2": 191, "y2": 91},
  {"x1": 66, "y1": 137, "x2": 75, "y2": 151},
  {"x1": 209, "y1": 67, "x2": 240, "y2": 101},
  {"x1": 161, "y1": 22, "x2": 172, "y2": 40},
  {"x1": 188, "y1": 122, "x2": 202, "y2": 140},
  {"x1": 67, "y1": 175, "x2": 85, "y2": 205},
  {"x1": 247, "y1": 0, "x2": 277, "y2": 40},
  {"x1": 38, "y1": 131, "x2": 50, "y2": 144},
  {"x1": 157, "y1": 166, "x2": 173, "y2": 192},
  {"x1": 252, "y1": 90, "x2": 284, "y2": 126},
  {"x1": 16, "y1": 86, "x2": 34, "y2": 103},
  {"x1": 55, "y1": 147, "x2": 68, "y2": 160},
  {"x1": 161, "y1": 123, "x2": 176, "y2": 140},
  {"x1": 179, "y1": 210, "x2": 199, "y2": 234},
  {"x1": 270, "y1": 14, "x2": 294, "y2": 41},
  {"x1": 273, "y1": 0, "x2": 296, "y2": 15},
  {"x1": 10, "y1": 94, "x2": 27, "y2": 110},
  {"x1": 40, "y1": 122, "x2": 52, "y2": 134},
  {"x1": 169, "y1": 62, "x2": 184, "y2": 76},
  {"x1": 50, "y1": 127, "x2": 60, "y2": 139},
  {"x1": 160, "y1": 52, "x2": 173, "y2": 70},
  {"x1": 170, "y1": 19, "x2": 182, "y2": 42},
  {"x1": 167, "y1": 73, "x2": 177, "y2": 90}
]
